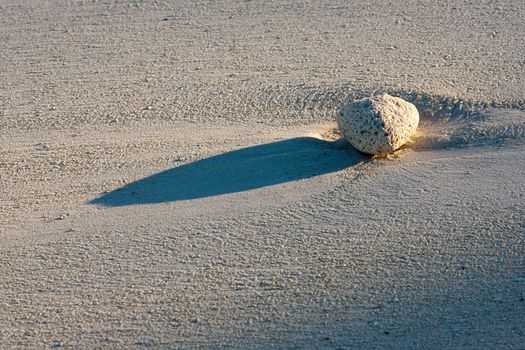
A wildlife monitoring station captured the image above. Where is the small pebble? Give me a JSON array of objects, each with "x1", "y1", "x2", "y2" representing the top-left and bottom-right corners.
[
  {"x1": 35, "y1": 143, "x2": 50, "y2": 151},
  {"x1": 55, "y1": 212, "x2": 70, "y2": 220}
]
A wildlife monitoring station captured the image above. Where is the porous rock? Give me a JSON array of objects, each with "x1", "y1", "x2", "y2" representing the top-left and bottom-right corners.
[{"x1": 336, "y1": 94, "x2": 419, "y2": 154}]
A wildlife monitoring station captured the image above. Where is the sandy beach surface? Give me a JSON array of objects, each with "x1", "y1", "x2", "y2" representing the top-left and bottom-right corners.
[{"x1": 1, "y1": 1, "x2": 524, "y2": 348}]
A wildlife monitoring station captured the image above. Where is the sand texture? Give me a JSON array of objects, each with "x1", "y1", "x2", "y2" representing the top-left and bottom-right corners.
[{"x1": 1, "y1": 1, "x2": 524, "y2": 349}]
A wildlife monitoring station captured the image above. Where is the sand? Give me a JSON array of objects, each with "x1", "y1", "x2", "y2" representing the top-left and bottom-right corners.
[{"x1": 1, "y1": 1, "x2": 524, "y2": 348}]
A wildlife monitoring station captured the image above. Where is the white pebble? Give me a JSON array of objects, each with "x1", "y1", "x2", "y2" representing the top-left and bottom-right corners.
[{"x1": 336, "y1": 94, "x2": 419, "y2": 155}]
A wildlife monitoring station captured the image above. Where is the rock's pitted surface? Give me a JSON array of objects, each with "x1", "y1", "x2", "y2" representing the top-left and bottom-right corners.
[{"x1": 336, "y1": 94, "x2": 419, "y2": 154}]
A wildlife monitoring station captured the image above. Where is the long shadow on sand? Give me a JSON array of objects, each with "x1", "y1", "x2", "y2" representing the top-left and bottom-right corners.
[{"x1": 90, "y1": 137, "x2": 366, "y2": 207}]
